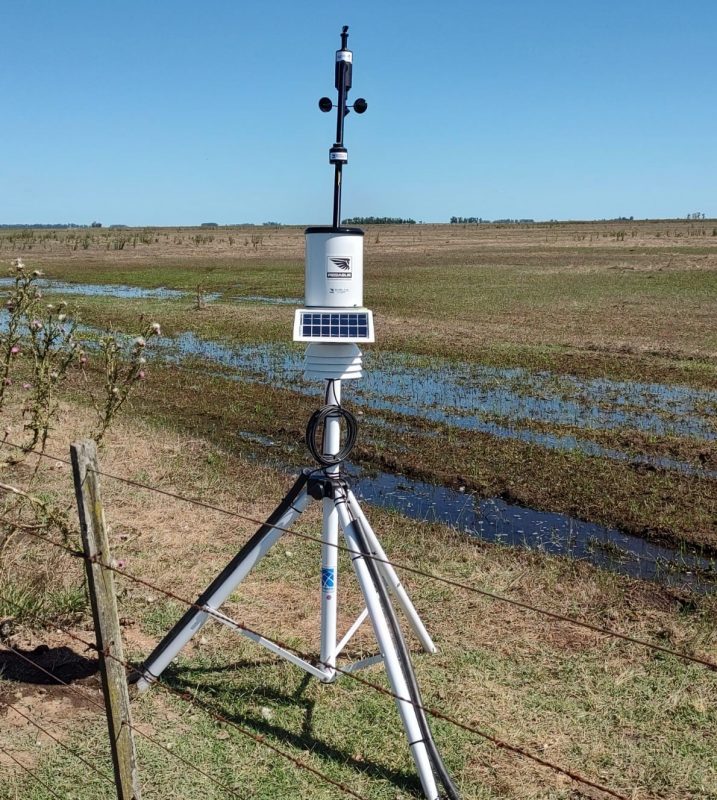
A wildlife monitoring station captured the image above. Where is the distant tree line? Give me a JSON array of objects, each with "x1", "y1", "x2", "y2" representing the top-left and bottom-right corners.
[
  {"x1": 450, "y1": 217, "x2": 535, "y2": 224},
  {"x1": 342, "y1": 216, "x2": 416, "y2": 225},
  {"x1": 0, "y1": 223, "x2": 87, "y2": 229}
]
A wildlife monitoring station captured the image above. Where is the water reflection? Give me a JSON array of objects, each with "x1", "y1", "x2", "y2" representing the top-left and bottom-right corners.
[
  {"x1": 351, "y1": 470, "x2": 716, "y2": 593},
  {"x1": 0, "y1": 278, "x2": 219, "y2": 302},
  {"x1": 155, "y1": 334, "x2": 716, "y2": 477}
]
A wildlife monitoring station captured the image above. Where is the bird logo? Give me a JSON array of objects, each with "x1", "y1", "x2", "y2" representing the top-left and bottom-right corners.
[{"x1": 329, "y1": 257, "x2": 351, "y2": 271}]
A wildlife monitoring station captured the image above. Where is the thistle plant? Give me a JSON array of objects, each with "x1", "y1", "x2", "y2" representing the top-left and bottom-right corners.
[
  {"x1": 0, "y1": 258, "x2": 42, "y2": 410},
  {"x1": 87, "y1": 321, "x2": 162, "y2": 444},
  {"x1": 0, "y1": 262, "x2": 162, "y2": 593},
  {"x1": 22, "y1": 301, "x2": 80, "y2": 455}
]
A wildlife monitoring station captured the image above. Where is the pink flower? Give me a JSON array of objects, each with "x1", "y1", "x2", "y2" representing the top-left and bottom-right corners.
[
  {"x1": 3, "y1": 378, "x2": 11, "y2": 386},
  {"x1": 138, "y1": 370, "x2": 146, "y2": 380},
  {"x1": 22, "y1": 383, "x2": 31, "y2": 390},
  {"x1": 80, "y1": 356, "x2": 87, "y2": 365},
  {"x1": 10, "y1": 346, "x2": 20, "y2": 355}
]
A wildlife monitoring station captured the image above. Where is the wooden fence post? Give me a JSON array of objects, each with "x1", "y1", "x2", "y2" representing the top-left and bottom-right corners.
[{"x1": 70, "y1": 439, "x2": 142, "y2": 800}]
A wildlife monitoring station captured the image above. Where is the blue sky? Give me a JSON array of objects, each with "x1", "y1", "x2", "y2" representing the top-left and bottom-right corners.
[{"x1": 2, "y1": 1, "x2": 715, "y2": 225}]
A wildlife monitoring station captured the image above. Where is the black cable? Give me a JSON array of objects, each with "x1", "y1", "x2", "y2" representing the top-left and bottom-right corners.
[
  {"x1": 338, "y1": 479, "x2": 461, "y2": 800},
  {"x1": 325, "y1": 378, "x2": 340, "y2": 407},
  {"x1": 305, "y1": 404, "x2": 358, "y2": 466}
]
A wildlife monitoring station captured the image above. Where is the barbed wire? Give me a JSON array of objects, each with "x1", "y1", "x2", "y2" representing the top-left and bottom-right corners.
[
  {"x1": 1, "y1": 441, "x2": 713, "y2": 672},
  {"x1": 0, "y1": 598, "x2": 369, "y2": 800},
  {"x1": 0, "y1": 696, "x2": 115, "y2": 787},
  {"x1": 0, "y1": 440, "x2": 709, "y2": 799},
  {"x1": 0, "y1": 641, "x2": 245, "y2": 800},
  {"x1": 0, "y1": 584, "x2": 630, "y2": 800},
  {"x1": 0, "y1": 745, "x2": 65, "y2": 800},
  {"x1": 101, "y1": 566, "x2": 632, "y2": 800}
]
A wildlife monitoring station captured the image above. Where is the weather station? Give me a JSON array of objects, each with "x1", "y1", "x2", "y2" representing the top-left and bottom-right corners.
[{"x1": 136, "y1": 27, "x2": 460, "y2": 800}]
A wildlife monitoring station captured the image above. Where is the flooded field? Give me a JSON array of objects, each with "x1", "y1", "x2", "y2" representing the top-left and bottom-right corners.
[
  {"x1": 3, "y1": 220, "x2": 717, "y2": 800},
  {"x1": 4, "y1": 289, "x2": 714, "y2": 589},
  {"x1": 3, "y1": 223, "x2": 716, "y2": 592},
  {"x1": 234, "y1": 420, "x2": 717, "y2": 592},
  {"x1": 351, "y1": 469, "x2": 717, "y2": 593},
  {"x1": 0, "y1": 276, "x2": 219, "y2": 301},
  {"x1": 154, "y1": 332, "x2": 716, "y2": 473},
  {"x1": 0, "y1": 277, "x2": 305, "y2": 307}
]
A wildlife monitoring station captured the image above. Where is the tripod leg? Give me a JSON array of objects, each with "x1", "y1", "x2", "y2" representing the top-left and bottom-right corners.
[
  {"x1": 136, "y1": 473, "x2": 312, "y2": 691},
  {"x1": 335, "y1": 499, "x2": 440, "y2": 800},
  {"x1": 319, "y1": 380, "x2": 342, "y2": 681},
  {"x1": 319, "y1": 495, "x2": 339, "y2": 680},
  {"x1": 346, "y1": 490, "x2": 436, "y2": 654}
]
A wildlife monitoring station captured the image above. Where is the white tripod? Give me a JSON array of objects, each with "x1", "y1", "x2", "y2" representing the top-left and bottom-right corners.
[{"x1": 136, "y1": 376, "x2": 445, "y2": 799}]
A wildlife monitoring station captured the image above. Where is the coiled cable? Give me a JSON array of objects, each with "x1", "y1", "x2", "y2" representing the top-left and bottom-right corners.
[{"x1": 305, "y1": 404, "x2": 358, "y2": 466}]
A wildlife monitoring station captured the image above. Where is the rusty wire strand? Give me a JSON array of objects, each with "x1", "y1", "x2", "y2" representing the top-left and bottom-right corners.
[
  {"x1": 0, "y1": 598, "x2": 369, "y2": 800},
  {"x1": 0, "y1": 745, "x2": 65, "y2": 799},
  {"x1": 0, "y1": 441, "x2": 708, "y2": 799},
  {"x1": 0, "y1": 696, "x2": 115, "y2": 786},
  {"x1": 1, "y1": 585, "x2": 630, "y2": 800},
  {"x1": 1, "y1": 443, "x2": 713, "y2": 673},
  {"x1": 0, "y1": 642, "x2": 245, "y2": 800}
]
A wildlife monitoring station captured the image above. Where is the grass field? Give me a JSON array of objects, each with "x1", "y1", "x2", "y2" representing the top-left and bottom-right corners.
[{"x1": 1, "y1": 220, "x2": 716, "y2": 798}]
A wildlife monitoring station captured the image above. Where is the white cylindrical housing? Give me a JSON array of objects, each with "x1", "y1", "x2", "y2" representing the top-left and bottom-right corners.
[{"x1": 305, "y1": 227, "x2": 364, "y2": 308}]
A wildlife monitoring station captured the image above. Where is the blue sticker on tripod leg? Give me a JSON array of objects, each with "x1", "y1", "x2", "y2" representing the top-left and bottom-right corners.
[{"x1": 321, "y1": 568, "x2": 335, "y2": 591}]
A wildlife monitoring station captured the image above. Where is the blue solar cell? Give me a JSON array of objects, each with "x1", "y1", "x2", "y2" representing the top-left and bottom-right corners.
[{"x1": 299, "y1": 311, "x2": 370, "y2": 339}]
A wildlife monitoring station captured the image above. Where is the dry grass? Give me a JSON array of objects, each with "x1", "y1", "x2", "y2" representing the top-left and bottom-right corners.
[
  {"x1": 1, "y1": 402, "x2": 716, "y2": 799},
  {"x1": 1, "y1": 220, "x2": 716, "y2": 797}
]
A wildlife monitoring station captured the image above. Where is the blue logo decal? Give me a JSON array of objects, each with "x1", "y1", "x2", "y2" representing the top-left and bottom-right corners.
[{"x1": 321, "y1": 568, "x2": 335, "y2": 591}]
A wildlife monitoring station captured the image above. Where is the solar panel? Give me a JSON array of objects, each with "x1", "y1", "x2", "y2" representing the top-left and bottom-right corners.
[{"x1": 293, "y1": 309, "x2": 374, "y2": 343}]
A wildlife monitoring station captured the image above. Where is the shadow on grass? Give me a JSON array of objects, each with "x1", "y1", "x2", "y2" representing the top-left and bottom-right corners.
[
  {"x1": 0, "y1": 645, "x2": 98, "y2": 684},
  {"x1": 165, "y1": 662, "x2": 424, "y2": 797}
]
